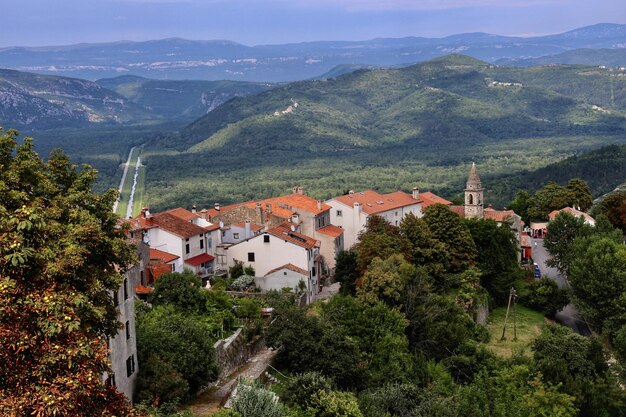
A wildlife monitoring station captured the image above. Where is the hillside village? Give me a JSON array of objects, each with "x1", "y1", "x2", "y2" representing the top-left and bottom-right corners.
[
  {"x1": 123, "y1": 163, "x2": 532, "y2": 303},
  {"x1": 104, "y1": 162, "x2": 606, "y2": 406}
]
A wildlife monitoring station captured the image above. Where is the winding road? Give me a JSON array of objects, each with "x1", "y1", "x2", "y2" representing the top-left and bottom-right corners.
[
  {"x1": 112, "y1": 146, "x2": 136, "y2": 214},
  {"x1": 532, "y1": 237, "x2": 591, "y2": 336}
]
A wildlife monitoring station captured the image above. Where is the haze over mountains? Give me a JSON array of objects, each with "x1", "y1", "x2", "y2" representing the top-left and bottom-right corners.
[{"x1": 2, "y1": 23, "x2": 626, "y2": 82}]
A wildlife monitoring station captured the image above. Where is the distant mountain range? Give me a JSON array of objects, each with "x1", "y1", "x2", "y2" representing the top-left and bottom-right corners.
[
  {"x1": 0, "y1": 70, "x2": 273, "y2": 129},
  {"x1": 2, "y1": 23, "x2": 625, "y2": 82},
  {"x1": 498, "y1": 48, "x2": 626, "y2": 67}
]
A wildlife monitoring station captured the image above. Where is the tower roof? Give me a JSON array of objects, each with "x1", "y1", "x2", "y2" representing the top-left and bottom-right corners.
[{"x1": 465, "y1": 162, "x2": 483, "y2": 191}]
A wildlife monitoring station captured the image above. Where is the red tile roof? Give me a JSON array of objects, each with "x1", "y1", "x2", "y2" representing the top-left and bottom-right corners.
[
  {"x1": 520, "y1": 234, "x2": 531, "y2": 248},
  {"x1": 146, "y1": 263, "x2": 173, "y2": 282},
  {"x1": 449, "y1": 205, "x2": 466, "y2": 216},
  {"x1": 205, "y1": 202, "x2": 244, "y2": 218},
  {"x1": 548, "y1": 207, "x2": 595, "y2": 224},
  {"x1": 135, "y1": 285, "x2": 154, "y2": 294},
  {"x1": 484, "y1": 207, "x2": 518, "y2": 223},
  {"x1": 184, "y1": 253, "x2": 215, "y2": 266},
  {"x1": 165, "y1": 207, "x2": 199, "y2": 221},
  {"x1": 332, "y1": 190, "x2": 421, "y2": 215},
  {"x1": 151, "y1": 212, "x2": 208, "y2": 239},
  {"x1": 267, "y1": 222, "x2": 319, "y2": 249},
  {"x1": 149, "y1": 248, "x2": 179, "y2": 263},
  {"x1": 264, "y1": 263, "x2": 309, "y2": 277},
  {"x1": 270, "y1": 193, "x2": 331, "y2": 214},
  {"x1": 420, "y1": 191, "x2": 452, "y2": 208},
  {"x1": 317, "y1": 224, "x2": 344, "y2": 238},
  {"x1": 233, "y1": 222, "x2": 264, "y2": 232}
]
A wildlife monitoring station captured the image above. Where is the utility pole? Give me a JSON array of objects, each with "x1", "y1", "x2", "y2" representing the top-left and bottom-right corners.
[
  {"x1": 512, "y1": 287, "x2": 518, "y2": 341},
  {"x1": 501, "y1": 286, "x2": 515, "y2": 340}
]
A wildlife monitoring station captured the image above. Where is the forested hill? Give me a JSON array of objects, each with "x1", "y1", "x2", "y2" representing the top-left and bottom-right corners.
[
  {"x1": 161, "y1": 54, "x2": 626, "y2": 152},
  {"x1": 142, "y1": 55, "x2": 626, "y2": 210},
  {"x1": 95, "y1": 76, "x2": 273, "y2": 121},
  {"x1": 485, "y1": 144, "x2": 626, "y2": 206},
  {"x1": 0, "y1": 69, "x2": 150, "y2": 129}
]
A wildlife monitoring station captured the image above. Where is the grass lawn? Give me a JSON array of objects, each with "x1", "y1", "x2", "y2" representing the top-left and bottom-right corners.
[{"x1": 485, "y1": 305, "x2": 547, "y2": 358}]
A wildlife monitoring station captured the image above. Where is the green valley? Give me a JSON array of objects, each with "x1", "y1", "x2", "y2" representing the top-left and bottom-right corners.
[{"x1": 138, "y1": 55, "x2": 626, "y2": 210}]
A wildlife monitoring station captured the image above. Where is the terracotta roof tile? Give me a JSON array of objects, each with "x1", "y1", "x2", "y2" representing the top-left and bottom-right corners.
[
  {"x1": 264, "y1": 263, "x2": 309, "y2": 277},
  {"x1": 332, "y1": 190, "x2": 421, "y2": 215},
  {"x1": 267, "y1": 222, "x2": 319, "y2": 249},
  {"x1": 520, "y1": 234, "x2": 532, "y2": 248},
  {"x1": 184, "y1": 253, "x2": 215, "y2": 266},
  {"x1": 233, "y1": 222, "x2": 264, "y2": 232},
  {"x1": 165, "y1": 207, "x2": 199, "y2": 221},
  {"x1": 420, "y1": 191, "x2": 452, "y2": 208},
  {"x1": 449, "y1": 205, "x2": 465, "y2": 216},
  {"x1": 149, "y1": 248, "x2": 179, "y2": 263},
  {"x1": 484, "y1": 208, "x2": 517, "y2": 223},
  {"x1": 135, "y1": 285, "x2": 154, "y2": 294},
  {"x1": 317, "y1": 224, "x2": 344, "y2": 238},
  {"x1": 151, "y1": 212, "x2": 208, "y2": 239},
  {"x1": 548, "y1": 207, "x2": 595, "y2": 223}
]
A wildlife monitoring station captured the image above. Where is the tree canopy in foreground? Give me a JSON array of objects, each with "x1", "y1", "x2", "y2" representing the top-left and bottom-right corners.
[{"x1": 0, "y1": 129, "x2": 136, "y2": 416}]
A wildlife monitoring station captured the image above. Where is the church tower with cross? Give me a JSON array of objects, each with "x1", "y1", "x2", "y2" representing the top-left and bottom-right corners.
[{"x1": 464, "y1": 162, "x2": 484, "y2": 219}]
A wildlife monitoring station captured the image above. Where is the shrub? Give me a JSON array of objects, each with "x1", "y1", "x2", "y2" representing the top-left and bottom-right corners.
[
  {"x1": 230, "y1": 275, "x2": 257, "y2": 291},
  {"x1": 282, "y1": 372, "x2": 334, "y2": 409},
  {"x1": 521, "y1": 278, "x2": 569, "y2": 317},
  {"x1": 232, "y1": 381, "x2": 283, "y2": 417}
]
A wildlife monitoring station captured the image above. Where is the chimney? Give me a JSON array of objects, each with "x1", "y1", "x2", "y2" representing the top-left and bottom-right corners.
[
  {"x1": 245, "y1": 218, "x2": 252, "y2": 239},
  {"x1": 317, "y1": 200, "x2": 322, "y2": 210},
  {"x1": 214, "y1": 203, "x2": 220, "y2": 212},
  {"x1": 266, "y1": 203, "x2": 272, "y2": 214},
  {"x1": 200, "y1": 208, "x2": 207, "y2": 220},
  {"x1": 349, "y1": 190, "x2": 354, "y2": 195},
  {"x1": 142, "y1": 207, "x2": 151, "y2": 218},
  {"x1": 412, "y1": 187, "x2": 419, "y2": 200},
  {"x1": 297, "y1": 186, "x2": 304, "y2": 195},
  {"x1": 354, "y1": 202, "x2": 361, "y2": 214},
  {"x1": 191, "y1": 204, "x2": 197, "y2": 214},
  {"x1": 256, "y1": 202, "x2": 263, "y2": 223},
  {"x1": 291, "y1": 213, "x2": 300, "y2": 224},
  {"x1": 292, "y1": 186, "x2": 298, "y2": 194}
]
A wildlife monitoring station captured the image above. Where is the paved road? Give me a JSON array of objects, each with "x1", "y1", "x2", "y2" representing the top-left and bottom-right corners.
[
  {"x1": 112, "y1": 146, "x2": 135, "y2": 214},
  {"x1": 532, "y1": 237, "x2": 591, "y2": 336}
]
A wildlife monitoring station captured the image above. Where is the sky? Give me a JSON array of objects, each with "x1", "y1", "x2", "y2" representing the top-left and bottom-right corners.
[{"x1": 1, "y1": 0, "x2": 625, "y2": 47}]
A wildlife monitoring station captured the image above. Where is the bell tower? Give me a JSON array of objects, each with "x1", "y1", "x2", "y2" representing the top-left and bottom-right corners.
[{"x1": 464, "y1": 162, "x2": 484, "y2": 219}]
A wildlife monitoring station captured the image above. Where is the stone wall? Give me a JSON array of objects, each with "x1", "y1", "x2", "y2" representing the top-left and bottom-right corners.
[{"x1": 213, "y1": 328, "x2": 264, "y2": 379}]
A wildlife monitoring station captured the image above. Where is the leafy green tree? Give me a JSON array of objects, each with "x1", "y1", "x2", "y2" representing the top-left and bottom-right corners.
[
  {"x1": 544, "y1": 212, "x2": 593, "y2": 275},
  {"x1": 229, "y1": 260, "x2": 245, "y2": 279},
  {"x1": 527, "y1": 182, "x2": 575, "y2": 221},
  {"x1": 358, "y1": 383, "x2": 456, "y2": 417},
  {"x1": 136, "y1": 305, "x2": 218, "y2": 399},
  {"x1": 465, "y1": 219, "x2": 520, "y2": 305},
  {"x1": 423, "y1": 204, "x2": 476, "y2": 272},
  {"x1": 509, "y1": 191, "x2": 532, "y2": 225},
  {"x1": 265, "y1": 307, "x2": 363, "y2": 389},
  {"x1": 308, "y1": 390, "x2": 363, "y2": 417},
  {"x1": 399, "y1": 212, "x2": 449, "y2": 278},
  {"x1": 532, "y1": 325, "x2": 625, "y2": 416},
  {"x1": 232, "y1": 381, "x2": 283, "y2": 417},
  {"x1": 456, "y1": 365, "x2": 577, "y2": 417},
  {"x1": 0, "y1": 130, "x2": 136, "y2": 415},
  {"x1": 282, "y1": 372, "x2": 334, "y2": 410},
  {"x1": 566, "y1": 178, "x2": 593, "y2": 211},
  {"x1": 334, "y1": 249, "x2": 359, "y2": 296},
  {"x1": 357, "y1": 254, "x2": 415, "y2": 307},
  {"x1": 597, "y1": 190, "x2": 626, "y2": 232},
  {"x1": 567, "y1": 236, "x2": 626, "y2": 333},
  {"x1": 136, "y1": 355, "x2": 189, "y2": 406},
  {"x1": 148, "y1": 270, "x2": 206, "y2": 313},
  {"x1": 521, "y1": 278, "x2": 569, "y2": 317}
]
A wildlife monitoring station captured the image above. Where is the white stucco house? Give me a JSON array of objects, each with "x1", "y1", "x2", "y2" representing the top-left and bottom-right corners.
[{"x1": 225, "y1": 222, "x2": 322, "y2": 303}]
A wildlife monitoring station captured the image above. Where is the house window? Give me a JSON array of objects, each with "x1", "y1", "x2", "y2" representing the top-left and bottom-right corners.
[
  {"x1": 264, "y1": 235, "x2": 270, "y2": 243},
  {"x1": 113, "y1": 291, "x2": 119, "y2": 307},
  {"x1": 234, "y1": 233, "x2": 240, "y2": 239},
  {"x1": 200, "y1": 239, "x2": 204, "y2": 250},
  {"x1": 312, "y1": 267, "x2": 316, "y2": 277},
  {"x1": 284, "y1": 271, "x2": 287, "y2": 275},
  {"x1": 185, "y1": 244, "x2": 190, "y2": 254},
  {"x1": 336, "y1": 210, "x2": 342, "y2": 217},
  {"x1": 222, "y1": 231, "x2": 226, "y2": 237},
  {"x1": 248, "y1": 252, "x2": 255, "y2": 262},
  {"x1": 140, "y1": 270, "x2": 145, "y2": 286},
  {"x1": 395, "y1": 211, "x2": 398, "y2": 216},
  {"x1": 123, "y1": 278, "x2": 128, "y2": 300},
  {"x1": 126, "y1": 355, "x2": 135, "y2": 377},
  {"x1": 208, "y1": 237, "x2": 212, "y2": 248},
  {"x1": 106, "y1": 374, "x2": 116, "y2": 387},
  {"x1": 125, "y1": 321, "x2": 130, "y2": 340}
]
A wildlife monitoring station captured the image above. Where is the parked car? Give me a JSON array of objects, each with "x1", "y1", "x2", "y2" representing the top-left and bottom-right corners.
[{"x1": 533, "y1": 264, "x2": 541, "y2": 278}]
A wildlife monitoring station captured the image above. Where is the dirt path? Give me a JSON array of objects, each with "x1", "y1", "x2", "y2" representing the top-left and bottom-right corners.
[
  {"x1": 112, "y1": 146, "x2": 135, "y2": 214},
  {"x1": 186, "y1": 347, "x2": 278, "y2": 416}
]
